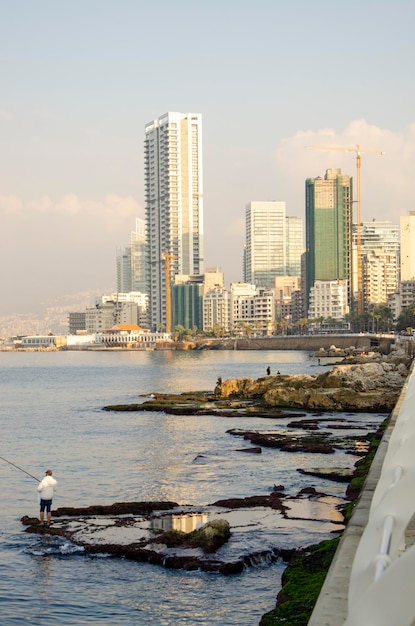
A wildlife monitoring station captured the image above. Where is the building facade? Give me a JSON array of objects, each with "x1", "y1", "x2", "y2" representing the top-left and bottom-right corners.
[
  {"x1": 85, "y1": 300, "x2": 139, "y2": 334},
  {"x1": 230, "y1": 282, "x2": 274, "y2": 335},
  {"x1": 401, "y1": 211, "x2": 415, "y2": 281},
  {"x1": 171, "y1": 269, "x2": 224, "y2": 332},
  {"x1": 116, "y1": 218, "x2": 148, "y2": 295},
  {"x1": 352, "y1": 220, "x2": 400, "y2": 301},
  {"x1": 285, "y1": 215, "x2": 304, "y2": 277},
  {"x1": 361, "y1": 250, "x2": 398, "y2": 310},
  {"x1": 308, "y1": 279, "x2": 349, "y2": 321},
  {"x1": 245, "y1": 201, "x2": 286, "y2": 289},
  {"x1": 145, "y1": 112, "x2": 204, "y2": 330},
  {"x1": 305, "y1": 168, "x2": 352, "y2": 310},
  {"x1": 203, "y1": 287, "x2": 230, "y2": 333}
]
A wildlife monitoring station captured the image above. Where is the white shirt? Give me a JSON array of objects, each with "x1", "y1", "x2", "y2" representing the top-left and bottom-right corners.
[{"x1": 37, "y1": 475, "x2": 57, "y2": 500}]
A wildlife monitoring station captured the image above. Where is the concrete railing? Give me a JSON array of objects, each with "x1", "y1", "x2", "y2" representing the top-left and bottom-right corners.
[{"x1": 344, "y1": 367, "x2": 415, "y2": 625}]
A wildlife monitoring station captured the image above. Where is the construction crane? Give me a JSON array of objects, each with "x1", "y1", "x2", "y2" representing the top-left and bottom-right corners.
[
  {"x1": 162, "y1": 249, "x2": 177, "y2": 334},
  {"x1": 305, "y1": 144, "x2": 385, "y2": 315}
]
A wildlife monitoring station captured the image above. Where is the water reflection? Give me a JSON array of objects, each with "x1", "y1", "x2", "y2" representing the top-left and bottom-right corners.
[{"x1": 151, "y1": 512, "x2": 208, "y2": 533}]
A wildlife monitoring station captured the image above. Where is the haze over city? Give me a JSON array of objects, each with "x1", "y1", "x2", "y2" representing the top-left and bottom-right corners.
[{"x1": 1, "y1": 0, "x2": 414, "y2": 329}]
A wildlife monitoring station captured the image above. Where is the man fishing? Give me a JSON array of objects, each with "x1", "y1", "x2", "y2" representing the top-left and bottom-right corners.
[{"x1": 37, "y1": 470, "x2": 57, "y2": 527}]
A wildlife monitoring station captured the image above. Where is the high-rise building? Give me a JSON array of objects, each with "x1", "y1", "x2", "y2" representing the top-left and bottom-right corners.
[
  {"x1": 131, "y1": 217, "x2": 147, "y2": 293},
  {"x1": 285, "y1": 216, "x2": 304, "y2": 277},
  {"x1": 245, "y1": 201, "x2": 287, "y2": 288},
  {"x1": 116, "y1": 246, "x2": 132, "y2": 293},
  {"x1": 361, "y1": 251, "x2": 398, "y2": 309},
  {"x1": 400, "y1": 211, "x2": 415, "y2": 281},
  {"x1": 145, "y1": 112, "x2": 204, "y2": 330},
  {"x1": 116, "y1": 218, "x2": 148, "y2": 295},
  {"x1": 351, "y1": 220, "x2": 400, "y2": 309},
  {"x1": 305, "y1": 168, "x2": 353, "y2": 310}
]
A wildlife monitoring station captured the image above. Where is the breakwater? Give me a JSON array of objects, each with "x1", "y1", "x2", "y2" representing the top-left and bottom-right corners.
[{"x1": 191, "y1": 334, "x2": 395, "y2": 353}]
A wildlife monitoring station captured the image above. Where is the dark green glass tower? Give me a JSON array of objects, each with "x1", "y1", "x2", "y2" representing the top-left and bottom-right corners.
[{"x1": 305, "y1": 169, "x2": 353, "y2": 311}]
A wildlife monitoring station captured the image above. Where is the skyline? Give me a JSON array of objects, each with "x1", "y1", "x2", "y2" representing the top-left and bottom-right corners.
[{"x1": 1, "y1": 1, "x2": 414, "y2": 318}]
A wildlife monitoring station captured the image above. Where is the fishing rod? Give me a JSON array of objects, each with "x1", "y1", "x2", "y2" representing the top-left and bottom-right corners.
[{"x1": 0, "y1": 456, "x2": 40, "y2": 482}]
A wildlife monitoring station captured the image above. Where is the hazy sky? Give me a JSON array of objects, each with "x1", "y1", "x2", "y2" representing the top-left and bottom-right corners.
[{"x1": 1, "y1": 0, "x2": 414, "y2": 314}]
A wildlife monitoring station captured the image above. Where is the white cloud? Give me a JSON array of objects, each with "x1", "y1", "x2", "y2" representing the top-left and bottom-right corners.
[{"x1": 0, "y1": 193, "x2": 143, "y2": 228}]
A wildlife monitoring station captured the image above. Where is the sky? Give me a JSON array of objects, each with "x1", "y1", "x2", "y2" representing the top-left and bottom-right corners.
[{"x1": 1, "y1": 0, "x2": 415, "y2": 315}]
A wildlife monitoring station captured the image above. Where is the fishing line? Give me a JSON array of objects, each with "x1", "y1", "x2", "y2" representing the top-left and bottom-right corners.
[{"x1": 0, "y1": 456, "x2": 40, "y2": 482}]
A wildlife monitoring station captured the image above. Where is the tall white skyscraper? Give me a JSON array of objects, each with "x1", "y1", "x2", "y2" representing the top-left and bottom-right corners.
[
  {"x1": 245, "y1": 201, "x2": 286, "y2": 289},
  {"x1": 400, "y1": 211, "x2": 415, "y2": 281},
  {"x1": 245, "y1": 201, "x2": 303, "y2": 288},
  {"x1": 145, "y1": 112, "x2": 204, "y2": 330}
]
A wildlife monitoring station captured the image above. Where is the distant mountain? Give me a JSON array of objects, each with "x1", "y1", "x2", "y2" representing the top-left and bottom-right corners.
[{"x1": 0, "y1": 287, "x2": 112, "y2": 338}]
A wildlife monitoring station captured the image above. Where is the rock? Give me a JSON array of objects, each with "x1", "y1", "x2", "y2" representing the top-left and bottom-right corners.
[{"x1": 216, "y1": 355, "x2": 409, "y2": 412}]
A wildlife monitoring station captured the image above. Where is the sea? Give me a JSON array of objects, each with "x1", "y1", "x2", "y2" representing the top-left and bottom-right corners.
[{"x1": 0, "y1": 349, "x2": 384, "y2": 625}]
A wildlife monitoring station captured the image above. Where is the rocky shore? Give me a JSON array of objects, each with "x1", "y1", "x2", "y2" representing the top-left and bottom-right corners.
[
  {"x1": 21, "y1": 348, "x2": 409, "y2": 624},
  {"x1": 215, "y1": 348, "x2": 411, "y2": 412}
]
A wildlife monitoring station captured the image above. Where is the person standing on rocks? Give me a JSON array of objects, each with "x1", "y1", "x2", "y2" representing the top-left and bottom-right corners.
[
  {"x1": 37, "y1": 469, "x2": 57, "y2": 526},
  {"x1": 266, "y1": 366, "x2": 271, "y2": 375}
]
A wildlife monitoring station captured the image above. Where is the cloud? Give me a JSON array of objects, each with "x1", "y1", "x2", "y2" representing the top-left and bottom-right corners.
[{"x1": 0, "y1": 193, "x2": 143, "y2": 230}]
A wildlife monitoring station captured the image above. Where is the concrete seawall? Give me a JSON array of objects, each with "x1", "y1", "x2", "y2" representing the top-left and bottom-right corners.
[
  {"x1": 193, "y1": 334, "x2": 395, "y2": 353},
  {"x1": 307, "y1": 367, "x2": 410, "y2": 625}
]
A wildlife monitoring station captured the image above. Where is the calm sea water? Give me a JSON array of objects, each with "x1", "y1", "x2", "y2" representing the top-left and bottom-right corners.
[{"x1": 0, "y1": 350, "x2": 382, "y2": 625}]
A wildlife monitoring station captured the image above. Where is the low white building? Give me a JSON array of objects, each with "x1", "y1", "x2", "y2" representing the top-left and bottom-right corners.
[
  {"x1": 95, "y1": 324, "x2": 171, "y2": 347},
  {"x1": 202, "y1": 287, "x2": 230, "y2": 333},
  {"x1": 308, "y1": 280, "x2": 349, "y2": 320},
  {"x1": 230, "y1": 282, "x2": 274, "y2": 335}
]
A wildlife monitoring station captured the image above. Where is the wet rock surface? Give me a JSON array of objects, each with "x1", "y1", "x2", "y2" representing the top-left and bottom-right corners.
[{"x1": 22, "y1": 482, "x2": 346, "y2": 574}]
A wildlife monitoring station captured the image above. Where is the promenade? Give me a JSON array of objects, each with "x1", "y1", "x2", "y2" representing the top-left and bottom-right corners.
[{"x1": 308, "y1": 362, "x2": 413, "y2": 625}]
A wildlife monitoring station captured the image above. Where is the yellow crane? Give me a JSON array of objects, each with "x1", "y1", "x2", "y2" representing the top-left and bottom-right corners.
[
  {"x1": 162, "y1": 249, "x2": 177, "y2": 334},
  {"x1": 305, "y1": 144, "x2": 385, "y2": 315}
]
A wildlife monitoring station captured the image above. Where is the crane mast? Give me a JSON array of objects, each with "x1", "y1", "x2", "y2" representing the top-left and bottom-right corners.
[{"x1": 305, "y1": 144, "x2": 385, "y2": 315}]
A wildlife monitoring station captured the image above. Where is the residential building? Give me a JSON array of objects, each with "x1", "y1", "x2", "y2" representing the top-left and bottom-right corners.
[
  {"x1": 401, "y1": 211, "x2": 415, "y2": 281},
  {"x1": 85, "y1": 300, "x2": 139, "y2": 334},
  {"x1": 273, "y1": 276, "x2": 301, "y2": 323},
  {"x1": 145, "y1": 112, "x2": 204, "y2": 330},
  {"x1": 361, "y1": 251, "x2": 398, "y2": 310},
  {"x1": 305, "y1": 169, "x2": 352, "y2": 310},
  {"x1": 102, "y1": 292, "x2": 149, "y2": 328},
  {"x1": 389, "y1": 279, "x2": 415, "y2": 320},
  {"x1": 203, "y1": 287, "x2": 230, "y2": 333},
  {"x1": 308, "y1": 279, "x2": 349, "y2": 321},
  {"x1": 230, "y1": 282, "x2": 274, "y2": 335},
  {"x1": 352, "y1": 220, "x2": 400, "y2": 297}
]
